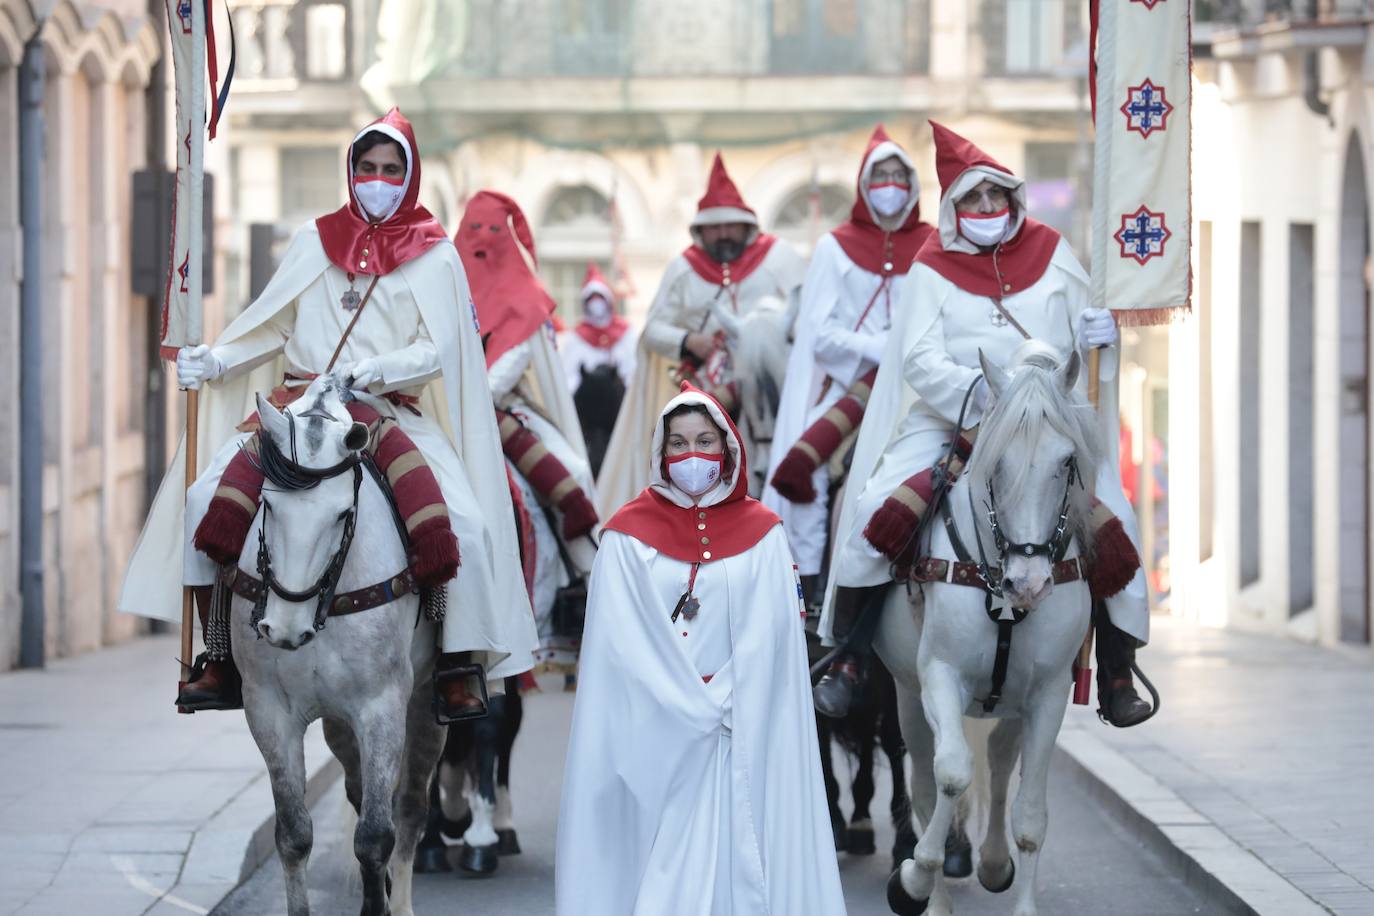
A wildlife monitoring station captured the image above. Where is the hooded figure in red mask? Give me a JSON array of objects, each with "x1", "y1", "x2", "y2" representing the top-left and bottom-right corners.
[
  {"x1": 763, "y1": 125, "x2": 936, "y2": 607},
  {"x1": 596, "y1": 153, "x2": 806, "y2": 520},
  {"x1": 455, "y1": 190, "x2": 600, "y2": 674},
  {"x1": 819, "y1": 122, "x2": 1151, "y2": 727},
  {"x1": 557, "y1": 384, "x2": 845, "y2": 915},
  {"x1": 122, "y1": 110, "x2": 537, "y2": 718}
]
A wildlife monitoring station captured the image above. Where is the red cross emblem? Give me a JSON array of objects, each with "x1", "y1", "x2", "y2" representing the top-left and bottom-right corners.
[
  {"x1": 1121, "y1": 80, "x2": 1174, "y2": 138},
  {"x1": 1114, "y1": 207, "x2": 1172, "y2": 265}
]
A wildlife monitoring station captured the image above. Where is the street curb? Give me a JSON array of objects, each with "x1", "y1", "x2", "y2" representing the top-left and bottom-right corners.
[
  {"x1": 1055, "y1": 724, "x2": 1329, "y2": 916},
  {"x1": 163, "y1": 724, "x2": 344, "y2": 913}
]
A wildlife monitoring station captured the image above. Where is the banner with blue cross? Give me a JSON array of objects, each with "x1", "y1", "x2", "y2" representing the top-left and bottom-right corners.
[{"x1": 1089, "y1": 0, "x2": 1192, "y2": 325}]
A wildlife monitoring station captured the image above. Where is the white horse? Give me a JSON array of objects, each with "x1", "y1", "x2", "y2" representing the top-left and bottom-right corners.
[
  {"x1": 710, "y1": 292, "x2": 793, "y2": 492},
  {"x1": 876, "y1": 344, "x2": 1102, "y2": 916},
  {"x1": 232, "y1": 376, "x2": 446, "y2": 916}
]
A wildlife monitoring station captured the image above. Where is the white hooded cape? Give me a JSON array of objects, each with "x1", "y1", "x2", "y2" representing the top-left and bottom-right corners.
[
  {"x1": 119, "y1": 224, "x2": 537, "y2": 675},
  {"x1": 556, "y1": 389, "x2": 845, "y2": 916}
]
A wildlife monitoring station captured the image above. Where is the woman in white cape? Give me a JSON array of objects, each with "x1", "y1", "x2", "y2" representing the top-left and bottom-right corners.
[{"x1": 555, "y1": 383, "x2": 846, "y2": 916}]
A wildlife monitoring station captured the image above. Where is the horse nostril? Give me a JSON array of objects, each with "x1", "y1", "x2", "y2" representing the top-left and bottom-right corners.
[
  {"x1": 1002, "y1": 578, "x2": 1016, "y2": 594},
  {"x1": 298, "y1": 631, "x2": 314, "y2": 646},
  {"x1": 259, "y1": 623, "x2": 272, "y2": 640}
]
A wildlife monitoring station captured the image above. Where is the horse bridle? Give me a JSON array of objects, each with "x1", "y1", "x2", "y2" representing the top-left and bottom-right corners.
[
  {"x1": 249, "y1": 408, "x2": 365, "y2": 636},
  {"x1": 964, "y1": 455, "x2": 1080, "y2": 601}
]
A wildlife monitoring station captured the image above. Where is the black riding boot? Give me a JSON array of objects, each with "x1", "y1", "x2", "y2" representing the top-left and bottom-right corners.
[
  {"x1": 813, "y1": 584, "x2": 886, "y2": 719},
  {"x1": 1094, "y1": 605, "x2": 1153, "y2": 728},
  {"x1": 176, "y1": 585, "x2": 243, "y2": 711}
]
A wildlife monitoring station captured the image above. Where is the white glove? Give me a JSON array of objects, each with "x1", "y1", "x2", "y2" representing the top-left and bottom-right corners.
[
  {"x1": 343, "y1": 357, "x2": 383, "y2": 391},
  {"x1": 1077, "y1": 308, "x2": 1118, "y2": 349},
  {"x1": 176, "y1": 345, "x2": 224, "y2": 390},
  {"x1": 972, "y1": 377, "x2": 991, "y2": 413},
  {"x1": 859, "y1": 331, "x2": 886, "y2": 365}
]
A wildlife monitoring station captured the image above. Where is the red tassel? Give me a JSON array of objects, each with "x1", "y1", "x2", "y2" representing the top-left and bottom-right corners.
[
  {"x1": 558, "y1": 488, "x2": 599, "y2": 540},
  {"x1": 770, "y1": 449, "x2": 819, "y2": 504},
  {"x1": 193, "y1": 499, "x2": 254, "y2": 566},
  {"x1": 1089, "y1": 517, "x2": 1140, "y2": 601},
  {"x1": 863, "y1": 498, "x2": 921, "y2": 562},
  {"x1": 411, "y1": 528, "x2": 461, "y2": 587}
]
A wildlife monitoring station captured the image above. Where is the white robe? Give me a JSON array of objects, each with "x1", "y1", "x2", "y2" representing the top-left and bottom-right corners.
[
  {"x1": 555, "y1": 525, "x2": 846, "y2": 916},
  {"x1": 763, "y1": 233, "x2": 901, "y2": 575},
  {"x1": 595, "y1": 244, "x2": 807, "y2": 520},
  {"x1": 823, "y1": 238, "x2": 1149, "y2": 645},
  {"x1": 558, "y1": 323, "x2": 639, "y2": 391},
  {"x1": 119, "y1": 224, "x2": 539, "y2": 678},
  {"x1": 488, "y1": 324, "x2": 599, "y2": 667}
]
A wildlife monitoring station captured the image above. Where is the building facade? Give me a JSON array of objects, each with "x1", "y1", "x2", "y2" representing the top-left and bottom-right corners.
[
  {"x1": 0, "y1": 0, "x2": 167, "y2": 669},
  {"x1": 1164, "y1": 0, "x2": 1374, "y2": 653}
]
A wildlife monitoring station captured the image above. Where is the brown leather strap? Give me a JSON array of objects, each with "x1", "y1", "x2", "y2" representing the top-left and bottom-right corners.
[
  {"x1": 911, "y1": 556, "x2": 1087, "y2": 590},
  {"x1": 228, "y1": 565, "x2": 418, "y2": 617},
  {"x1": 326, "y1": 274, "x2": 382, "y2": 373}
]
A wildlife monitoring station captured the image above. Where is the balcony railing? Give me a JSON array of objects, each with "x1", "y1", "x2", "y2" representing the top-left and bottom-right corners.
[{"x1": 1196, "y1": 0, "x2": 1371, "y2": 25}]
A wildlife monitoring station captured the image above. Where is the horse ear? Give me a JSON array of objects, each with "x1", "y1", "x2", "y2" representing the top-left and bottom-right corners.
[
  {"x1": 1059, "y1": 350, "x2": 1082, "y2": 395},
  {"x1": 580, "y1": 364, "x2": 590, "y2": 380},
  {"x1": 344, "y1": 421, "x2": 370, "y2": 452},
  {"x1": 256, "y1": 394, "x2": 291, "y2": 448},
  {"x1": 978, "y1": 349, "x2": 1010, "y2": 400}
]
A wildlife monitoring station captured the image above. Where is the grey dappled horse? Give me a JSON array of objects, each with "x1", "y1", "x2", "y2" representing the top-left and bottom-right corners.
[{"x1": 233, "y1": 377, "x2": 445, "y2": 916}]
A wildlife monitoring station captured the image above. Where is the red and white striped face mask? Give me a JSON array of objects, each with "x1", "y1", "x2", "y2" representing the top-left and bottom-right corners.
[
  {"x1": 868, "y1": 181, "x2": 911, "y2": 217},
  {"x1": 665, "y1": 451, "x2": 723, "y2": 496},
  {"x1": 353, "y1": 174, "x2": 405, "y2": 221},
  {"x1": 957, "y1": 207, "x2": 1011, "y2": 247}
]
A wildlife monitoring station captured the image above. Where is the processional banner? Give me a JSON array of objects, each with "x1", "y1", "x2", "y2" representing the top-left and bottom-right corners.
[
  {"x1": 159, "y1": 0, "x2": 232, "y2": 358},
  {"x1": 1090, "y1": 0, "x2": 1192, "y2": 324}
]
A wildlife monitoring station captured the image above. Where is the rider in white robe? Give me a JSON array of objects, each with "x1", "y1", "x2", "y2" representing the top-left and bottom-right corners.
[
  {"x1": 596, "y1": 153, "x2": 806, "y2": 519},
  {"x1": 764, "y1": 125, "x2": 936, "y2": 604},
  {"x1": 559, "y1": 263, "x2": 638, "y2": 392},
  {"x1": 557, "y1": 385, "x2": 845, "y2": 916},
  {"x1": 456, "y1": 190, "x2": 599, "y2": 674},
  {"x1": 121, "y1": 110, "x2": 536, "y2": 713},
  {"x1": 820, "y1": 122, "x2": 1153, "y2": 727}
]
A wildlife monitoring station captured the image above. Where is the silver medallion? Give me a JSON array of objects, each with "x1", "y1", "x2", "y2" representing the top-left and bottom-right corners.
[{"x1": 341, "y1": 288, "x2": 362, "y2": 311}]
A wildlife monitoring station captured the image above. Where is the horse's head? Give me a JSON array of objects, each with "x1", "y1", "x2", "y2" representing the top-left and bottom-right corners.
[
  {"x1": 251, "y1": 375, "x2": 371, "y2": 650},
  {"x1": 968, "y1": 344, "x2": 1100, "y2": 610}
]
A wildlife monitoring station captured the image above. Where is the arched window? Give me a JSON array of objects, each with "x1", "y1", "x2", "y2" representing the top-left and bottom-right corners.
[
  {"x1": 770, "y1": 183, "x2": 852, "y2": 253},
  {"x1": 540, "y1": 185, "x2": 613, "y2": 321}
]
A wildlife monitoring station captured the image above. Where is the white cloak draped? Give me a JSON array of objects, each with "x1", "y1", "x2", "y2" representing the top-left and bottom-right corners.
[
  {"x1": 558, "y1": 324, "x2": 639, "y2": 391},
  {"x1": 822, "y1": 239, "x2": 1149, "y2": 646},
  {"x1": 119, "y1": 223, "x2": 538, "y2": 677},
  {"x1": 555, "y1": 526, "x2": 845, "y2": 916}
]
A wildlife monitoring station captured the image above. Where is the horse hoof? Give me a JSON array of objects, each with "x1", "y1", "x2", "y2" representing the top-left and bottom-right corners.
[
  {"x1": 413, "y1": 844, "x2": 451, "y2": 874},
  {"x1": 886, "y1": 867, "x2": 929, "y2": 915},
  {"x1": 496, "y1": 828, "x2": 522, "y2": 856},
  {"x1": 457, "y1": 843, "x2": 499, "y2": 876},
  {"x1": 943, "y1": 843, "x2": 973, "y2": 879},
  {"x1": 978, "y1": 859, "x2": 1016, "y2": 894},
  {"x1": 847, "y1": 826, "x2": 876, "y2": 856}
]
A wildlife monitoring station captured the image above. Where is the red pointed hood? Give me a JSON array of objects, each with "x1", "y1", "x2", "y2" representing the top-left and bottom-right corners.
[
  {"x1": 915, "y1": 121, "x2": 1060, "y2": 297},
  {"x1": 315, "y1": 108, "x2": 449, "y2": 276},
  {"x1": 691, "y1": 152, "x2": 758, "y2": 229},
  {"x1": 454, "y1": 190, "x2": 558, "y2": 367},
  {"x1": 580, "y1": 262, "x2": 615, "y2": 306},
  {"x1": 830, "y1": 124, "x2": 936, "y2": 277},
  {"x1": 602, "y1": 382, "x2": 779, "y2": 563}
]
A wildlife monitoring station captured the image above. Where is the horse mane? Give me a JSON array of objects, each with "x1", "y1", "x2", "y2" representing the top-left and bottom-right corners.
[{"x1": 963, "y1": 342, "x2": 1103, "y2": 558}]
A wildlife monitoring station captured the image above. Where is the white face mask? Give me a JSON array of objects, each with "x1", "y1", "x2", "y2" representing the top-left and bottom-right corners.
[
  {"x1": 868, "y1": 182, "x2": 911, "y2": 218},
  {"x1": 353, "y1": 176, "x2": 404, "y2": 222},
  {"x1": 666, "y1": 452, "x2": 724, "y2": 497},
  {"x1": 958, "y1": 208, "x2": 1012, "y2": 248},
  {"x1": 585, "y1": 295, "x2": 612, "y2": 327}
]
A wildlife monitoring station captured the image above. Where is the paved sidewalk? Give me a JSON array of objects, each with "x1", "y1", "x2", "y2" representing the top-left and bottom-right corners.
[
  {"x1": 0, "y1": 634, "x2": 334, "y2": 916},
  {"x1": 1058, "y1": 615, "x2": 1374, "y2": 916}
]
